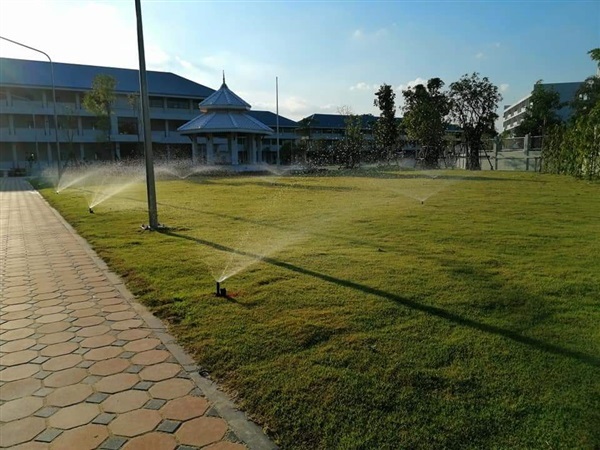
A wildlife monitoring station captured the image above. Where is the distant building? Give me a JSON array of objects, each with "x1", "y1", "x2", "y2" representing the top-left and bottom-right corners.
[
  {"x1": 502, "y1": 82, "x2": 583, "y2": 134},
  {"x1": 0, "y1": 57, "x2": 297, "y2": 170}
]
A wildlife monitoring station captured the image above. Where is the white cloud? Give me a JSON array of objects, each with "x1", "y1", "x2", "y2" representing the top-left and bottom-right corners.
[
  {"x1": 351, "y1": 27, "x2": 389, "y2": 40},
  {"x1": 397, "y1": 77, "x2": 427, "y2": 92},
  {"x1": 350, "y1": 82, "x2": 377, "y2": 91},
  {"x1": 475, "y1": 52, "x2": 485, "y2": 59},
  {"x1": 500, "y1": 83, "x2": 509, "y2": 93}
]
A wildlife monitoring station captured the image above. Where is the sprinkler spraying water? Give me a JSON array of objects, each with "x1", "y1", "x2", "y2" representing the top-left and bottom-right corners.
[
  {"x1": 89, "y1": 207, "x2": 94, "y2": 214},
  {"x1": 215, "y1": 281, "x2": 227, "y2": 297}
]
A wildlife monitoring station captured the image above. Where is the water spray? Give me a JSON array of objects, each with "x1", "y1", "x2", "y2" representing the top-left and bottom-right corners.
[{"x1": 215, "y1": 281, "x2": 227, "y2": 297}]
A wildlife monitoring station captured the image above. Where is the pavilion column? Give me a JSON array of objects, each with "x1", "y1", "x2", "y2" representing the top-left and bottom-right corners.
[
  {"x1": 250, "y1": 135, "x2": 257, "y2": 164},
  {"x1": 230, "y1": 133, "x2": 238, "y2": 165},
  {"x1": 206, "y1": 134, "x2": 214, "y2": 164},
  {"x1": 191, "y1": 136, "x2": 198, "y2": 164}
]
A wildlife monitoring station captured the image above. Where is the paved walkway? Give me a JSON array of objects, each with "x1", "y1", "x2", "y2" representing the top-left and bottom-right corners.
[{"x1": 0, "y1": 178, "x2": 275, "y2": 450}]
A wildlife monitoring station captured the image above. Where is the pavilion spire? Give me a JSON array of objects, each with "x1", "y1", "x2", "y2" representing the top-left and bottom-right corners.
[{"x1": 222, "y1": 70, "x2": 226, "y2": 86}]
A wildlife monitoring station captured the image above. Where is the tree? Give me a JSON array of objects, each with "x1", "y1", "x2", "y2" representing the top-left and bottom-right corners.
[
  {"x1": 571, "y1": 48, "x2": 600, "y2": 120},
  {"x1": 60, "y1": 105, "x2": 79, "y2": 166},
  {"x1": 449, "y1": 73, "x2": 502, "y2": 170},
  {"x1": 332, "y1": 106, "x2": 364, "y2": 169},
  {"x1": 515, "y1": 80, "x2": 562, "y2": 136},
  {"x1": 83, "y1": 74, "x2": 117, "y2": 158},
  {"x1": 373, "y1": 84, "x2": 398, "y2": 162},
  {"x1": 402, "y1": 78, "x2": 450, "y2": 167}
]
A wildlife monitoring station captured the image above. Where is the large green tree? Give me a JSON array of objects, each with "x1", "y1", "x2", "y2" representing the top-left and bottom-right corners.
[
  {"x1": 449, "y1": 73, "x2": 501, "y2": 170},
  {"x1": 373, "y1": 83, "x2": 398, "y2": 162},
  {"x1": 515, "y1": 80, "x2": 562, "y2": 136},
  {"x1": 334, "y1": 107, "x2": 364, "y2": 169},
  {"x1": 402, "y1": 78, "x2": 450, "y2": 167},
  {"x1": 571, "y1": 48, "x2": 600, "y2": 121},
  {"x1": 83, "y1": 74, "x2": 117, "y2": 158}
]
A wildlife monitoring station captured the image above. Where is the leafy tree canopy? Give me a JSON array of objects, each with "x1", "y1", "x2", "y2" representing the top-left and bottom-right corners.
[
  {"x1": 515, "y1": 80, "x2": 562, "y2": 136},
  {"x1": 373, "y1": 83, "x2": 397, "y2": 162}
]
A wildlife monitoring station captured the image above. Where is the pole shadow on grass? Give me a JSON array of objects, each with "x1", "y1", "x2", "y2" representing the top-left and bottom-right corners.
[{"x1": 161, "y1": 229, "x2": 600, "y2": 369}]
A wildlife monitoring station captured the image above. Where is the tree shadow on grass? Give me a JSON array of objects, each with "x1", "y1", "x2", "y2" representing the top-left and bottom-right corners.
[{"x1": 161, "y1": 229, "x2": 600, "y2": 369}]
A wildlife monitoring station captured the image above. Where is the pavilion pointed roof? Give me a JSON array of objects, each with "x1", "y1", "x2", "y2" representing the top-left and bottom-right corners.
[{"x1": 199, "y1": 75, "x2": 251, "y2": 111}]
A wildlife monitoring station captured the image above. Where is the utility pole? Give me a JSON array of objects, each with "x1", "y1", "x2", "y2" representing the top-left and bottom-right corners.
[
  {"x1": 276, "y1": 76, "x2": 280, "y2": 166},
  {"x1": 134, "y1": 0, "x2": 159, "y2": 229}
]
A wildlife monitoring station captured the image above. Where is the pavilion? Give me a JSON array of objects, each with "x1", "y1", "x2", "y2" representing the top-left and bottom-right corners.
[{"x1": 178, "y1": 75, "x2": 274, "y2": 166}]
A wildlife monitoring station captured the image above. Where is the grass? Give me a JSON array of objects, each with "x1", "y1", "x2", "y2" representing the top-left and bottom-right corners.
[{"x1": 36, "y1": 169, "x2": 600, "y2": 449}]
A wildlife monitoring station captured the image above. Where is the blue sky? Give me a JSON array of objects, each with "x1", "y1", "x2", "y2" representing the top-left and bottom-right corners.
[{"x1": 1, "y1": 0, "x2": 598, "y2": 123}]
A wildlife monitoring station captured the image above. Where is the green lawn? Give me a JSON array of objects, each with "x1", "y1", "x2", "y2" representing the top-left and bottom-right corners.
[{"x1": 37, "y1": 169, "x2": 600, "y2": 449}]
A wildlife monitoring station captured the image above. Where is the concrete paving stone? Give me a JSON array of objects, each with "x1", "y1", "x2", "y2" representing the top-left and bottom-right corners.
[
  {"x1": 124, "y1": 338, "x2": 161, "y2": 353},
  {"x1": 84, "y1": 346, "x2": 123, "y2": 361},
  {"x1": 46, "y1": 384, "x2": 93, "y2": 407},
  {"x1": 94, "y1": 373, "x2": 140, "y2": 394},
  {"x1": 30, "y1": 356, "x2": 50, "y2": 364},
  {"x1": 3, "y1": 296, "x2": 31, "y2": 306},
  {"x1": 0, "y1": 416, "x2": 46, "y2": 447},
  {"x1": 120, "y1": 351, "x2": 135, "y2": 359},
  {"x1": 65, "y1": 295, "x2": 94, "y2": 304},
  {"x1": 67, "y1": 301, "x2": 96, "y2": 311},
  {"x1": 1, "y1": 350, "x2": 38, "y2": 366},
  {"x1": 99, "y1": 436, "x2": 128, "y2": 450},
  {"x1": 2, "y1": 310, "x2": 33, "y2": 321},
  {"x1": 94, "y1": 291, "x2": 121, "y2": 299},
  {"x1": 43, "y1": 367, "x2": 88, "y2": 388},
  {"x1": 126, "y1": 365, "x2": 144, "y2": 374},
  {"x1": 98, "y1": 298, "x2": 124, "y2": 307},
  {"x1": 203, "y1": 443, "x2": 247, "y2": 450},
  {"x1": 71, "y1": 308, "x2": 101, "y2": 319},
  {"x1": 102, "y1": 304, "x2": 129, "y2": 313},
  {"x1": 35, "y1": 306, "x2": 65, "y2": 316},
  {"x1": 67, "y1": 326, "x2": 82, "y2": 333},
  {"x1": 77, "y1": 325, "x2": 111, "y2": 338},
  {"x1": 139, "y1": 363, "x2": 181, "y2": 382},
  {"x1": 106, "y1": 311, "x2": 137, "y2": 322},
  {"x1": 102, "y1": 390, "x2": 150, "y2": 413},
  {"x1": 89, "y1": 358, "x2": 130, "y2": 376},
  {"x1": 0, "y1": 396, "x2": 44, "y2": 422},
  {"x1": 156, "y1": 420, "x2": 181, "y2": 434},
  {"x1": 86, "y1": 392, "x2": 110, "y2": 404},
  {"x1": 33, "y1": 370, "x2": 51, "y2": 380},
  {"x1": 40, "y1": 342, "x2": 79, "y2": 357},
  {"x1": 4, "y1": 290, "x2": 31, "y2": 299},
  {"x1": 36, "y1": 322, "x2": 70, "y2": 334},
  {"x1": 111, "y1": 320, "x2": 144, "y2": 331},
  {"x1": 2, "y1": 304, "x2": 32, "y2": 312},
  {"x1": 149, "y1": 379, "x2": 194, "y2": 400},
  {"x1": 80, "y1": 334, "x2": 117, "y2": 348},
  {"x1": 32, "y1": 286, "x2": 60, "y2": 295},
  {"x1": 1, "y1": 318, "x2": 34, "y2": 330},
  {"x1": 91, "y1": 285, "x2": 116, "y2": 293},
  {"x1": 33, "y1": 292, "x2": 60, "y2": 301},
  {"x1": 48, "y1": 403, "x2": 100, "y2": 429},
  {"x1": 33, "y1": 427, "x2": 63, "y2": 443},
  {"x1": 108, "y1": 409, "x2": 162, "y2": 437},
  {"x1": 132, "y1": 381, "x2": 153, "y2": 391},
  {"x1": 0, "y1": 338, "x2": 36, "y2": 353},
  {"x1": 131, "y1": 350, "x2": 170, "y2": 366},
  {"x1": 143, "y1": 398, "x2": 167, "y2": 410},
  {"x1": 121, "y1": 432, "x2": 177, "y2": 450},
  {"x1": 34, "y1": 406, "x2": 60, "y2": 418},
  {"x1": 35, "y1": 313, "x2": 69, "y2": 324},
  {"x1": 78, "y1": 360, "x2": 95, "y2": 369},
  {"x1": 34, "y1": 299, "x2": 62, "y2": 309},
  {"x1": 0, "y1": 363, "x2": 39, "y2": 382},
  {"x1": 92, "y1": 413, "x2": 116, "y2": 425},
  {"x1": 63, "y1": 289, "x2": 89, "y2": 297},
  {"x1": 116, "y1": 329, "x2": 151, "y2": 341},
  {"x1": 32, "y1": 387, "x2": 54, "y2": 397},
  {"x1": 0, "y1": 378, "x2": 42, "y2": 401},
  {"x1": 0, "y1": 328, "x2": 35, "y2": 341},
  {"x1": 175, "y1": 417, "x2": 228, "y2": 448},
  {"x1": 42, "y1": 354, "x2": 83, "y2": 372},
  {"x1": 37, "y1": 331, "x2": 75, "y2": 345},
  {"x1": 160, "y1": 396, "x2": 210, "y2": 421},
  {"x1": 73, "y1": 316, "x2": 105, "y2": 327},
  {"x1": 50, "y1": 423, "x2": 109, "y2": 449}
]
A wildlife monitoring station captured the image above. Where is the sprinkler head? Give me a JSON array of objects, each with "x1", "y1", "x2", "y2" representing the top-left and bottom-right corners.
[
  {"x1": 215, "y1": 282, "x2": 227, "y2": 297},
  {"x1": 421, "y1": 200, "x2": 424, "y2": 205},
  {"x1": 216, "y1": 281, "x2": 221, "y2": 296},
  {"x1": 89, "y1": 207, "x2": 94, "y2": 214}
]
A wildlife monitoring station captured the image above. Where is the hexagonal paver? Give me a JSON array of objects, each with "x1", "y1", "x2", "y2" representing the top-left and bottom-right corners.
[
  {"x1": 84, "y1": 346, "x2": 123, "y2": 361},
  {"x1": 35, "y1": 313, "x2": 69, "y2": 324},
  {"x1": 0, "y1": 363, "x2": 39, "y2": 382},
  {"x1": 121, "y1": 432, "x2": 177, "y2": 450},
  {"x1": 106, "y1": 311, "x2": 137, "y2": 322},
  {"x1": 37, "y1": 331, "x2": 75, "y2": 345},
  {"x1": 102, "y1": 304, "x2": 129, "y2": 313},
  {"x1": 73, "y1": 316, "x2": 104, "y2": 327},
  {"x1": 36, "y1": 322, "x2": 70, "y2": 334},
  {"x1": 160, "y1": 396, "x2": 210, "y2": 421},
  {"x1": 43, "y1": 368, "x2": 88, "y2": 388},
  {"x1": 111, "y1": 319, "x2": 144, "y2": 331},
  {"x1": 1, "y1": 339, "x2": 36, "y2": 354},
  {"x1": 124, "y1": 338, "x2": 161, "y2": 353},
  {"x1": 89, "y1": 358, "x2": 130, "y2": 376},
  {"x1": 2, "y1": 310, "x2": 32, "y2": 321},
  {"x1": 71, "y1": 308, "x2": 100, "y2": 318},
  {"x1": 203, "y1": 443, "x2": 247, "y2": 450},
  {"x1": 0, "y1": 396, "x2": 44, "y2": 422},
  {"x1": 149, "y1": 379, "x2": 194, "y2": 400},
  {"x1": 80, "y1": 334, "x2": 117, "y2": 349},
  {"x1": 139, "y1": 363, "x2": 181, "y2": 382},
  {"x1": 131, "y1": 350, "x2": 170, "y2": 366},
  {"x1": 50, "y1": 423, "x2": 109, "y2": 449},
  {"x1": 108, "y1": 409, "x2": 162, "y2": 437},
  {"x1": 40, "y1": 342, "x2": 79, "y2": 357},
  {"x1": 36, "y1": 305, "x2": 65, "y2": 315},
  {"x1": 77, "y1": 325, "x2": 111, "y2": 338},
  {"x1": 68, "y1": 301, "x2": 96, "y2": 310},
  {"x1": 46, "y1": 384, "x2": 93, "y2": 407},
  {"x1": 1, "y1": 349, "x2": 37, "y2": 366},
  {"x1": 0, "y1": 417, "x2": 45, "y2": 447},
  {"x1": 1, "y1": 318, "x2": 34, "y2": 330},
  {"x1": 0, "y1": 378, "x2": 42, "y2": 401},
  {"x1": 175, "y1": 417, "x2": 228, "y2": 447},
  {"x1": 102, "y1": 390, "x2": 150, "y2": 413},
  {"x1": 0, "y1": 328, "x2": 35, "y2": 341},
  {"x1": 49, "y1": 403, "x2": 100, "y2": 429},
  {"x1": 117, "y1": 329, "x2": 151, "y2": 341},
  {"x1": 42, "y1": 354, "x2": 83, "y2": 372},
  {"x1": 94, "y1": 373, "x2": 140, "y2": 394}
]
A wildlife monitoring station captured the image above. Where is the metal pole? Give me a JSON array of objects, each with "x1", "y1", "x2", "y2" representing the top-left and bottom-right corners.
[
  {"x1": 0, "y1": 35, "x2": 62, "y2": 179},
  {"x1": 276, "y1": 76, "x2": 280, "y2": 166},
  {"x1": 134, "y1": 0, "x2": 159, "y2": 229}
]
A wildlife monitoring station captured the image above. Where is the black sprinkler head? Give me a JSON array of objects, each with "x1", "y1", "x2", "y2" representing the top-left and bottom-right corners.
[
  {"x1": 216, "y1": 282, "x2": 227, "y2": 297},
  {"x1": 89, "y1": 207, "x2": 94, "y2": 214},
  {"x1": 421, "y1": 200, "x2": 424, "y2": 205}
]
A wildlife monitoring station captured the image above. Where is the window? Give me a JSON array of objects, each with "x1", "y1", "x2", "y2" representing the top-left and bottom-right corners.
[
  {"x1": 149, "y1": 97, "x2": 164, "y2": 108},
  {"x1": 166, "y1": 98, "x2": 189, "y2": 109}
]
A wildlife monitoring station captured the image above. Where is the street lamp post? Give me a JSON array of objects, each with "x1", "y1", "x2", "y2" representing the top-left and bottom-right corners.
[
  {"x1": 0, "y1": 36, "x2": 62, "y2": 179},
  {"x1": 134, "y1": 0, "x2": 159, "y2": 229}
]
